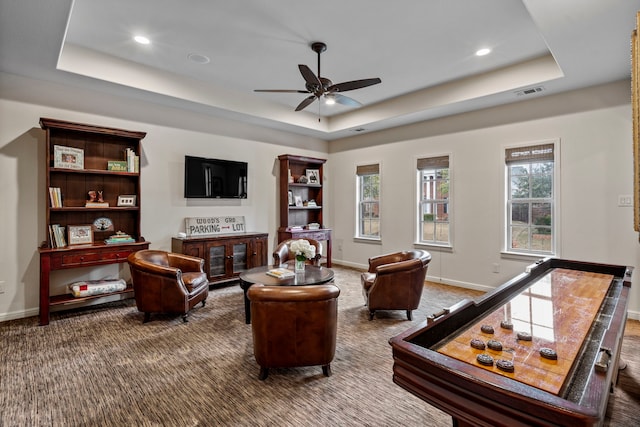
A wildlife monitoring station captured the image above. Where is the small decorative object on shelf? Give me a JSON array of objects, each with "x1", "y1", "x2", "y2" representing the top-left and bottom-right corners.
[
  {"x1": 86, "y1": 190, "x2": 109, "y2": 207},
  {"x1": 53, "y1": 145, "x2": 84, "y2": 169},
  {"x1": 297, "y1": 174, "x2": 308, "y2": 184},
  {"x1": 306, "y1": 169, "x2": 320, "y2": 184},
  {"x1": 290, "y1": 239, "x2": 316, "y2": 273},
  {"x1": 92, "y1": 217, "x2": 114, "y2": 232},
  {"x1": 68, "y1": 225, "x2": 93, "y2": 245},
  {"x1": 307, "y1": 222, "x2": 320, "y2": 230},
  {"x1": 117, "y1": 195, "x2": 137, "y2": 207}
]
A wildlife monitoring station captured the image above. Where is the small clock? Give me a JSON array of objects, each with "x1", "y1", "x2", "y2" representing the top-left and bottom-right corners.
[{"x1": 93, "y1": 217, "x2": 114, "y2": 232}]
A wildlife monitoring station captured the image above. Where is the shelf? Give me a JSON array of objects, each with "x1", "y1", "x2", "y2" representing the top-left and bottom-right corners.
[
  {"x1": 51, "y1": 167, "x2": 139, "y2": 177},
  {"x1": 50, "y1": 206, "x2": 140, "y2": 212},
  {"x1": 288, "y1": 182, "x2": 322, "y2": 188},
  {"x1": 50, "y1": 284, "x2": 134, "y2": 307},
  {"x1": 289, "y1": 206, "x2": 322, "y2": 210}
]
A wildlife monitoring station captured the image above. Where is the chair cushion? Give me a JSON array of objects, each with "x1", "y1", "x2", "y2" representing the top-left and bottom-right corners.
[
  {"x1": 361, "y1": 272, "x2": 376, "y2": 292},
  {"x1": 182, "y1": 272, "x2": 208, "y2": 293}
]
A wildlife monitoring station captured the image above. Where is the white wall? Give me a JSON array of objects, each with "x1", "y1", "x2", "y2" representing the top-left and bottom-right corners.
[
  {"x1": 1, "y1": 76, "x2": 639, "y2": 321},
  {"x1": 328, "y1": 80, "x2": 640, "y2": 319}
]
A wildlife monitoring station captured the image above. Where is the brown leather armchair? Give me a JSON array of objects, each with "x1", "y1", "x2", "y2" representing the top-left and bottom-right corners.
[
  {"x1": 272, "y1": 238, "x2": 323, "y2": 267},
  {"x1": 127, "y1": 250, "x2": 209, "y2": 323},
  {"x1": 361, "y1": 250, "x2": 431, "y2": 320},
  {"x1": 247, "y1": 283, "x2": 340, "y2": 380}
]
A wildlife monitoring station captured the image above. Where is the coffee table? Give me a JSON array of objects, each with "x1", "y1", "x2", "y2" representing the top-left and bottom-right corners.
[{"x1": 239, "y1": 265, "x2": 334, "y2": 323}]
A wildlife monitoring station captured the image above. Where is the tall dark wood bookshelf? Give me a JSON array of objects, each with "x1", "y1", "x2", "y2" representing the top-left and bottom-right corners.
[
  {"x1": 277, "y1": 154, "x2": 332, "y2": 266},
  {"x1": 38, "y1": 118, "x2": 150, "y2": 325}
]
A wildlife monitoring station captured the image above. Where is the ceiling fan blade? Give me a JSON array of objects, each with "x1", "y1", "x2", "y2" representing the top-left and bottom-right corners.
[
  {"x1": 295, "y1": 95, "x2": 317, "y2": 111},
  {"x1": 332, "y1": 93, "x2": 362, "y2": 108},
  {"x1": 254, "y1": 89, "x2": 309, "y2": 93},
  {"x1": 298, "y1": 64, "x2": 322, "y2": 87},
  {"x1": 328, "y1": 78, "x2": 381, "y2": 93}
]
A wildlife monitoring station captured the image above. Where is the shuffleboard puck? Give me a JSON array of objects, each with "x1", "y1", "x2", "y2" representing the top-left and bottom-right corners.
[
  {"x1": 500, "y1": 320, "x2": 514, "y2": 330},
  {"x1": 540, "y1": 348, "x2": 558, "y2": 360},
  {"x1": 516, "y1": 331, "x2": 532, "y2": 341},
  {"x1": 480, "y1": 324, "x2": 494, "y2": 334},
  {"x1": 470, "y1": 339, "x2": 486, "y2": 350},
  {"x1": 476, "y1": 353, "x2": 494, "y2": 366},
  {"x1": 496, "y1": 359, "x2": 515, "y2": 373},
  {"x1": 487, "y1": 339, "x2": 503, "y2": 351}
]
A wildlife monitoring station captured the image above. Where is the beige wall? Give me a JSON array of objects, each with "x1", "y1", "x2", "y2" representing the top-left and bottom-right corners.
[{"x1": 1, "y1": 74, "x2": 638, "y2": 321}]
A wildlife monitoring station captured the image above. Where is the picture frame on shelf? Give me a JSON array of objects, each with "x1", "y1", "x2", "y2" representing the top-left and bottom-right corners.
[
  {"x1": 68, "y1": 225, "x2": 93, "y2": 245},
  {"x1": 306, "y1": 169, "x2": 320, "y2": 184},
  {"x1": 288, "y1": 190, "x2": 294, "y2": 206},
  {"x1": 294, "y1": 195, "x2": 303, "y2": 207},
  {"x1": 53, "y1": 145, "x2": 84, "y2": 170},
  {"x1": 117, "y1": 194, "x2": 137, "y2": 207}
]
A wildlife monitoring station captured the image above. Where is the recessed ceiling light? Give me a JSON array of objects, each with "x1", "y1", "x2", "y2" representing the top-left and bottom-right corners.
[
  {"x1": 475, "y1": 48, "x2": 491, "y2": 56},
  {"x1": 187, "y1": 53, "x2": 211, "y2": 64},
  {"x1": 134, "y1": 35, "x2": 150, "y2": 45}
]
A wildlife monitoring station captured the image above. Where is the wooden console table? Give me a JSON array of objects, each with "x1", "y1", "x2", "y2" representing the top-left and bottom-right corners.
[{"x1": 172, "y1": 232, "x2": 268, "y2": 286}]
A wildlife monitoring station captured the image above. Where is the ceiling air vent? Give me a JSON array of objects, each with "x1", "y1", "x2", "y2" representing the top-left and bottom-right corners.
[{"x1": 515, "y1": 86, "x2": 545, "y2": 97}]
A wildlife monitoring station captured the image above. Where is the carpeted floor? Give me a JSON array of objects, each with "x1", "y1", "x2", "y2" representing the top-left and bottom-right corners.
[{"x1": 0, "y1": 266, "x2": 637, "y2": 426}]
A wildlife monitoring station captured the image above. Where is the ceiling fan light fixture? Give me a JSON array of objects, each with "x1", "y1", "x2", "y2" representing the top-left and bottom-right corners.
[
  {"x1": 475, "y1": 48, "x2": 491, "y2": 56},
  {"x1": 324, "y1": 94, "x2": 336, "y2": 105}
]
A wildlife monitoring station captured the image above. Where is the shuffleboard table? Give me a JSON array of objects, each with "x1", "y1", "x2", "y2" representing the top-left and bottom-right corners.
[{"x1": 389, "y1": 258, "x2": 632, "y2": 427}]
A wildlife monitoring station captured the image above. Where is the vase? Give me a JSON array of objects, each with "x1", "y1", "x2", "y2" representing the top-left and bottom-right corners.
[{"x1": 294, "y1": 257, "x2": 306, "y2": 273}]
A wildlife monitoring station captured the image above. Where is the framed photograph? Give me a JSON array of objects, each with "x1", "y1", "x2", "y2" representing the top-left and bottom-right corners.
[
  {"x1": 306, "y1": 169, "x2": 320, "y2": 184},
  {"x1": 54, "y1": 145, "x2": 84, "y2": 170},
  {"x1": 288, "y1": 190, "x2": 294, "y2": 206},
  {"x1": 294, "y1": 195, "x2": 303, "y2": 207},
  {"x1": 68, "y1": 225, "x2": 93, "y2": 245},
  {"x1": 117, "y1": 195, "x2": 137, "y2": 207}
]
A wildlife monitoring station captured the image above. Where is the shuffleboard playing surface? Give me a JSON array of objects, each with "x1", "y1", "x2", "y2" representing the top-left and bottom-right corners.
[{"x1": 435, "y1": 268, "x2": 613, "y2": 395}]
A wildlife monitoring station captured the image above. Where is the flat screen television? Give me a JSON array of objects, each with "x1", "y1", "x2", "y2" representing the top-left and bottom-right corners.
[{"x1": 184, "y1": 155, "x2": 247, "y2": 199}]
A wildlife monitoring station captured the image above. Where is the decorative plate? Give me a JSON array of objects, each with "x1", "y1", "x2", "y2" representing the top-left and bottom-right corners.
[{"x1": 93, "y1": 217, "x2": 114, "y2": 232}]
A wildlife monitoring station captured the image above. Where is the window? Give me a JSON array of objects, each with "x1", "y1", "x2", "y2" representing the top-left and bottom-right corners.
[
  {"x1": 356, "y1": 164, "x2": 380, "y2": 239},
  {"x1": 505, "y1": 143, "x2": 555, "y2": 254},
  {"x1": 417, "y1": 156, "x2": 450, "y2": 245}
]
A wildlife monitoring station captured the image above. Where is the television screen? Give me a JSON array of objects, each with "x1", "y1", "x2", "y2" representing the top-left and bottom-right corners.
[{"x1": 184, "y1": 155, "x2": 247, "y2": 199}]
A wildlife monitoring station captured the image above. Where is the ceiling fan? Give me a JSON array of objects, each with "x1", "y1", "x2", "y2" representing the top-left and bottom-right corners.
[{"x1": 254, "y1": 42, "x2": 381, "y2": 112}]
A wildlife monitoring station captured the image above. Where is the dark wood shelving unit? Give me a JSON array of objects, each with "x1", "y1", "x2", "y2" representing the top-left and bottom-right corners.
[
  {"x1": 38, "y1": 118, "x2": 150, "y2": 325},
  {"x1": 277, "y1": 154, "x2": 332, "y2": 266}
]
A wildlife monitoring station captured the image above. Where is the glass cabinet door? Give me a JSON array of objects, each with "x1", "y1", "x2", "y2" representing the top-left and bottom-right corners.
[
  {"x1": 232, "y1": 242, "x2": 248, "y2": 274},
  {"x1": 208, "y1": 245, "x2": 226, "y2": 277}
]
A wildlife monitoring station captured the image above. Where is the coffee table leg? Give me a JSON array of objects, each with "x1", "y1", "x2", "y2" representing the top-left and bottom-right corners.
[
  {"x1": 244, "y1": 289, "x2": 251, "y2": 324},
  {"x1": 240, "y1": 281, "x2": 251, "y2": 324}
]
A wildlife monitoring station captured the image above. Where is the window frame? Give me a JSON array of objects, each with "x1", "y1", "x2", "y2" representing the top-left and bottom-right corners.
[
  {"x1": 415, "y1": 154, "x2": 452, "y2": 248},
  {"x1": 355, "y1": 163, "x2": 381, "y2": 241},
  {"x1": 503, "y1": 139, "x2": 560, "y2": 257}
]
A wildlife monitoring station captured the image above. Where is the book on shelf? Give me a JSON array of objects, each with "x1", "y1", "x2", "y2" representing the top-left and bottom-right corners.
[
  {"x1": 48, "y1": 187, "x2": 62, "y2": 207},
  {"x1": 105, "y1": 232, "x2": 135, "y2": 244},
  {"x1": 287, "y1": 226, "x2": 303, "y2": 231},
  {"x1": 107, "y1": 160, "x2": 128, "y2": 171},
  {"x1": 125, "y1": 148, "x2": 139, "y2": 173},
  {"x1": 49, "y1": 224, "x2": 67, "y2": 248},
  {"x1": 266, "y1": 268, "x2": 295, "y2": 279}
]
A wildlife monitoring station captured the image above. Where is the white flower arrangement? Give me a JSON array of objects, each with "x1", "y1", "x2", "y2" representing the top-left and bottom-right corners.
[{"x1": 289, "y1": 239, "x2": 316, "y2": 261}]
